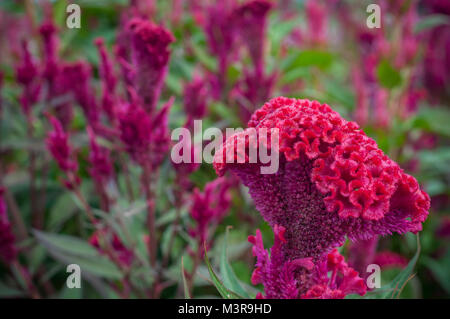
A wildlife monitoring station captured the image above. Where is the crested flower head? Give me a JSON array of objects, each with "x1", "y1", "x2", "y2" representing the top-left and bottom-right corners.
[
  {"x1": 46, "y1": 115, "x2": 79, "y2": 180},
  {"x1": 127, "y1": 18, "x2": 175, "y2": 113},
  {"x1": 0, "y1": 188, "x2": 17, "y2": 264},
  {"x1": 189, "y1": 178, "x2": 232, "y2": 245},
  {"x1": 117, "y1": 99, "x2": 152, "y2": 165},
  {"x1": 214, "y1": 97, "x2": 430, "y2": 261}
]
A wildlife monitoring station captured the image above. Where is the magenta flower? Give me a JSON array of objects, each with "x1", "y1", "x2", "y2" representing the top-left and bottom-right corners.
[
  {"x1": 214, "y1": 97, "x2": 430, "y2": 262},
  {"x1": 87, "y1": 127, "x2": 113, "y2": 184},
  {"x1": 183, "y1": 75, "x2": 208, "y2": 123},
  {"x1": 232, "y1": 0, "x2": 273, "y2": 76},
  {"x1": 305, "y1": 0, "x2": 328, "y2": 46},
  {"x1": 15, "y1": 41, "x2": 41, "y2": 117},
  {"x1": 95, "y1": 38, "x2": 118, "y2": 120},
  {"x1": 89, "y1": 231, "x2": 133, "y2": 267},
  {"x1": 204, "y1": 0, "x2": 237, "y2": 98},
  {"x1": 63, "y1": 62, "x2": 99, "y2": 126},
  {"x1": 39, "y1": 21, "x2": 59, "y2": 85},
  {"x1": 189, "y1": 178, "x2": 232, "y2": 246},
  {"x1": 46, "y1": 115, "x2": 79, "y2": 186},
  {"x1": 117, "y1": 100, "x2": 152, "y2": 165},
  {"x1": 373, "y1": 251, "x2": 408, "y2": 270},
  {"x1": 127, "y1": 18, "x2": 175, "y2": 114},
  {"x1": 302, "y1": 249, "x2": 366, "y2": 299},
  {"x1": 150, "y1": 97, "x2": 174, "y2": 169},
  {"x1": 248, "y1": 225, "x2": 314, "y2": 299},
  {"x1": 347, "y1": 238, "x2": 378, "y2": 276},
  {"x1": 0, "y1": 188, "x2": 17, "y2": 264}
]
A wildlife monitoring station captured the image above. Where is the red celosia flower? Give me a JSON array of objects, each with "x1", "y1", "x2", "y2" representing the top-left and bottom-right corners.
[
  {"x1": 117, "y1": 100, "x2": 152, "y2": 165},
  {"x1": 87, "y1": 127, "x2": 113, "y2": 184},
  {"x1": 302, "y1": 249, "x2": 366, "y2": 299},
  {"x1": 46, "y1": 115, "x2": 79, "y2": 185},
  {"x1": 248, "y1": 225, "x2": 314, "y2": 299},
  {"x1": 183, "y1": 75, "x2": 208, "y2": 123},
  {"x1": 214, "y1": 97, "x2": 430, "y2": 261},
  {"x1": 189, "y1": 178, "x2": 232, "y2": 246},
  {"x1": 63, "y1": 62, "x2": 99, "y2": 126},
  {"x1": 348, "y1": 238, "x2": 378, "y2": 276},
  {"x1": 127, "y1": 18, "x2": 175, "y2": 114},
  {"x1": 305, "y1": 0, "x2": 328, "y2": 46},
  {"x1": 150, "y1": 97, "x2": 174, "y2": 169},
  {"x1": 15, "y1": 41, "x2": 41, "y2": 117},
  {"x1": 232, "y1": 0, "x2": 273, "y2": 76},
  {"x1": 89, "y1": 231, "x2": 133, "y2": 267},
  {"x1": 0, "y1": 187, "x2": 17, "y2": 264},
  {"x1": 39, "y1": 21, "x2": 59, "y2": 85},
  {"x1": 95, "y1": 38, "x2": 118, "y2": 120}
]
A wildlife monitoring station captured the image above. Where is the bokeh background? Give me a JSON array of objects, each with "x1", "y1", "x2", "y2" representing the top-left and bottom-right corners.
[{"x1": 0, "y1": 0, "x2": 449, "y2": 299}]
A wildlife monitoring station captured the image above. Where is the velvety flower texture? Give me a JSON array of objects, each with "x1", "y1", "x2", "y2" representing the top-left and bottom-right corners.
[
  {"x1": 214, "y1": 97, "x2": 430, "y2": 262},
  {"x1": 0, "y1": 188, "x2": 17, "y2": 264},
  {"x1": 127, "y1": 18, "x2": 175, "y2": 114}
]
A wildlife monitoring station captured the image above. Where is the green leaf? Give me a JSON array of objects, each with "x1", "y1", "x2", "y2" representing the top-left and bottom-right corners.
[
  {"x1": 220, "y1": 227, "x2": 250, "y2": 298},
  {"x1": 414, "y1": 14, "x2": 450, "y2": 33},
  {"x1": 0, "y1": 282, "x2": 26, "y2": 298},
  {"x1": 379, "y1": 234, "x2": 421, "y2": 299},
  {"x1": 376, "y1": 60, "x2": 402, "y2": 89},
  {"x1": 181, "y1": 257, "x2": 192, "y2": 299},
  {"x1": 204, "y1": 244, "x2": 244, "y2": 299},
  {"x1": 422, "y1": 248, "x2": 450, "y2": 294},
  {"x1": 33, "y1": 230, "x2": 123, "y2": 280},
  {"x1": 283, "y1": 50, "x2": 334, "y2": 72}
]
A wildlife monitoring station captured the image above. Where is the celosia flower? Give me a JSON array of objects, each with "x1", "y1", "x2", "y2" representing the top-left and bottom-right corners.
[
  {"x1": 248, "y1": 225, "x2": 314, "y2": 299},
  {"x1": 150, "y1": 97, "x2": 174, "y2": 169},
  {"x1": 95, "y1": 38, "x2": 117, "y2": 120},
  {"x1": 87, "y1": 127, "x2": 113, "y2": 184},
  {"x1": 248, "y1": 226, "x2": 365, "y2": 299},
  {"x1": 0, "y1": 187, "x2": 17, "y2": 264},
  {"x1": 232, "y1": 0, "x2": 273, "y2": 76},
  {"x1": 214, "y1": 97, "x2": 430, "y2": 261},
  {"x1": 89, "y1": 231, "x2": 133, "y2": 267},
  {"x1": 204, "y1": 0, "x2": 237, "y2": 98},
  {"x1": 183, "y1": 75, "x2": 208, "y2": 123},
  {"x1": 305, "y1": 0, "x2": 328, "y2": 46},
  {"x1": 117, "y1": 100, "x2": 152, "y2": 165},
  {"x1": 15, "y1": 41, "x2": 41, "y2": 117},
  {"x1": 46, "y1": 115, "x2": 79, "y2": 186},
  {"x1": 63, "y1": 62, "x2": 99, "y2": 126},
  {"x1": 302, "y1": 249, "x2": 366, "y2": 299},
  {"x1": 51, "y1": 62, "x2": 77, "y2": 129},
  {"x1": 189, "y1": 178, "x2": 232, "y2": 245},
  {"x1": 39, "y1": 21, "x2": 59, "y2": 85},
  {"x1": 127, "y1": 18, "x2": 175, "y2": 114}
]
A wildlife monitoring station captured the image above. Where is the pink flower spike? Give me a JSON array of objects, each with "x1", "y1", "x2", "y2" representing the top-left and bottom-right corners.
[
  {"x1": 150, "y1": 97, "x2": 174, "y2": 169},
  {"x1": 87, "y1": 126, "x2": 113, "y2": 184},
  {"x1": 46, "y1": 115, "x2": 79, "y2": 178},
  {"x1": 127, "y1": 18, "x2": 175, "y2": 114}
]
